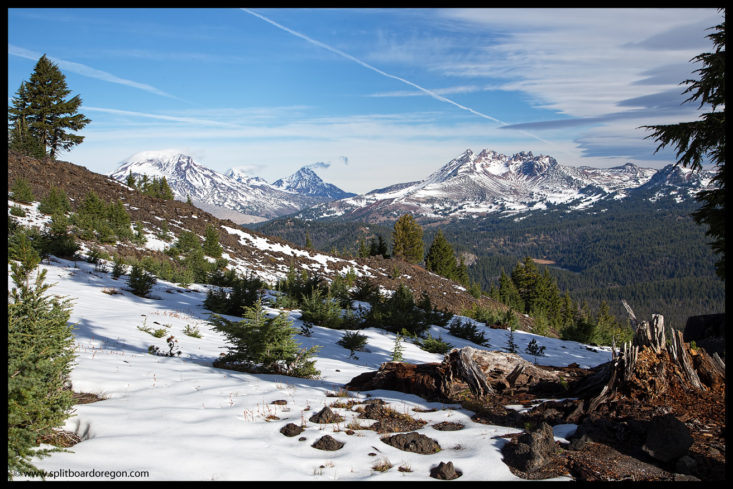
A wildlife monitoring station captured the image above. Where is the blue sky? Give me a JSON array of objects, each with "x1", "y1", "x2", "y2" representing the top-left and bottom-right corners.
[{"x1": 8, "y1": 8, "x2": 723, "y2": 194}]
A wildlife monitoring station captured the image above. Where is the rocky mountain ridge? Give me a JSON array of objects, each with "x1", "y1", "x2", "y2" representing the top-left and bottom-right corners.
[
  {"x1": 296, "y1": 148, "x2": 715, "y2": 222},
  {"x1": 109, "y1": 150, "x2": 353, "y2": 224}
]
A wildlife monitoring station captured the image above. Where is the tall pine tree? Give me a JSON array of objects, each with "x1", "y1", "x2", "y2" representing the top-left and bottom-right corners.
[
  {"x1": 8, "y1": 81, "x2": 46, "y2": 158},
  {"x1": 642, "y1": 19, "x2": 725, "y2": 279},
  {"x1": 425, "y1": 229, "x2": 458, "y2": 279},
  {"x1": 11, "y1": 55, "x2": 90, "y2": 159},
  {"x1": 392, "y1": 213, "x2": 424, "y2": 264}
]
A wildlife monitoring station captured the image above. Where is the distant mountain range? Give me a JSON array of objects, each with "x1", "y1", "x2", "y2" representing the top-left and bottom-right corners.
[
  {"x1": 109, "y1": 150, "x2": 354, "y2": 223},
  {"x1": 110, "y1": 148, "x2": 715, "y2": 224},
  {"x1": 296, "y1": 149, "x2": 716, "y2": 222}
]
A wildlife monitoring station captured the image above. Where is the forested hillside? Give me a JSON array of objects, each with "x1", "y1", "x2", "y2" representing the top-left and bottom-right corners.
[{"x1": 252, "y1": 190, "x2": 724, "y2": 330}]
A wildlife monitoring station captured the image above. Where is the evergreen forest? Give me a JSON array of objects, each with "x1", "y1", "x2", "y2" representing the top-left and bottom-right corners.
[{"x1": 250, "y1": 190, "x2": 724, "y2": 331}]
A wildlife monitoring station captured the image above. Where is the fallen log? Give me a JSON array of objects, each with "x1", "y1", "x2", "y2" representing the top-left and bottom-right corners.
[{"x1": 346, "y1": 346, "x2": 593, "y2": 401}]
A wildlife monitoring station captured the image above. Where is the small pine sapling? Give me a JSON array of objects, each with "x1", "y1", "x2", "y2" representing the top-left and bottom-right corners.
[
  {"x1": 391, "y1": 333, "x2": 404, "y2": 362},
  {"x1": 337, "y1": 330, "x2": 368, "y2": 359},
  {"x1": 525, "y1": 338, "x2": 546, "y2": 362}
]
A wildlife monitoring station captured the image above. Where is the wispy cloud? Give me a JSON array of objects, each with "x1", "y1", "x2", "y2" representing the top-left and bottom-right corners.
[
  {"x1": 8, "y1": 44, "x2": 184, "y2": 101},
  {"x1": 240, "y1": 8, "x2": 561, "y2": 152},
  {"x1": 434, "y1": 8, "x2": 720, "y2": 118},
  {"x1": 84, "y1": 106, "x2": 239, "y2": 127},
  {"x1": 240, "y1": 9, "x2": 507, "y2": 125},
  {"x1": 305, "y1": 161, "x2": 330, "y2": 170}
]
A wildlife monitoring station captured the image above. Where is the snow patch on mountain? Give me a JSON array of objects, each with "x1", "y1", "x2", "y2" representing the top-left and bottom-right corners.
[
  {"x1": 109, "y1": 151, "x2": 351, "y2": 221},
  {"x1": 299, "y1": 148, "x2": 715, "y2": 221}
]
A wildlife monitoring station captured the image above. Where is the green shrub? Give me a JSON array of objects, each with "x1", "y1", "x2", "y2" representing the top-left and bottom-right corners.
[
  {"x1": 203, "y1": 273, "x2": 263, "y2": 316},
  {"x1": 416, "y1": 333, "x2": 454, "y2": 355},
  {"x1": 350, "y1": 276, "x2": 381, "y2": 303},
  {"x1": 38, "y1": 187, "x2": 71, "y2": 216},
  {"x1": 10, "y1": 177, "x2": 34, "y2": 204},
  {"x1": 337, "y1": 330, "x2": 369, "y2": 358},
  {"x1": 128, "y1": 264, "x2": 156, "y2": 297},
  {"x1": 210, "y1": 298, "x2": 320, "y2": 378},
  {"x1": 183, "y1": 324, "x2": 202, "y2": 338},
  {"x1": 448, "y1": 318, "x2": 490, "y2": 347},
  {"x1": 8, "y1": 266, "x2": 75, "y2": 479},
  {"x1": 10, "y1": 205, "x2": 26, "y2": 217},
  {"x1": 300, "y1": 288, "x2": 345, "y2": 330},
  {"x1": 525, "y1": 338, "x2": 546, "y2": 358},
  {"x1": 111, "y1": 255, "x2": 126, "y2": 279},
  {"x1": 364, "y1": 284, "x2": 430, "y2": 336},
  {"x1": 417, "y1": 292, "x2": 453, "y2": 327},
  {"x1": 462, "y1": 303, "x2": 502, "y2": 326}
]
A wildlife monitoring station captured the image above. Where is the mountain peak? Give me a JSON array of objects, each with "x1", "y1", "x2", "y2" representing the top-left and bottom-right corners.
[{"x1": 273, "y1": 165, "x2": 355, "y2": 200}]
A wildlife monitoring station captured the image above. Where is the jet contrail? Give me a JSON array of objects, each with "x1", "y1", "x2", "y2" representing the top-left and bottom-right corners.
[
  {"x1": 9, "y1": 44, "x2": 185, "y2": 102},
  {"x1": 240, "y1": 9, "x2": 558, "y2": 149}
]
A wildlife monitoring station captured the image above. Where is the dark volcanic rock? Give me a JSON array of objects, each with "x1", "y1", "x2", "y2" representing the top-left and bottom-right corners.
[
  {"x1": 312, "y1": 435, "x2": 344, "y2": 451},
  {"x1": 684, "y1": 313, "x2": 725, "y2": 357},
  {"x1": 381, "y1": 432, "x2": 441, "y2": 454},
  {"x1": 501, "y1": 422, "x2": 556, "y2": 472},
  {"x1": 430, "y1": 461, "x2": 462, "y2": 480},
  {"x1": 432, "y1": 421, "x2": 465, "y2": 431},
  {"x1": 309, "y1": 406, "x2": 344, "y2": 424},
  {"x1": 279, "y1": 423, "x2": 304, "y2": 437},
  {"x1": 642, "y1": 413, "x2": 693, "y2": 463}
]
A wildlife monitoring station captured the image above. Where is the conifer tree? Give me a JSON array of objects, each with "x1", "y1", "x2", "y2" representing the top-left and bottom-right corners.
[
  {"x1": 10, "y1": 177, "x2": 35, "y2": 204},
  {"x1": 210, "y1": 298, "x2": 320, "y2": 378},
  {"x1": 498, "y1": 270, "x2": 523, "y2": 311},
  {"x1": 425, "y1": 229, "x2": 457, "y2": 279},
  {"x1": 392, "y1": 213, "x2": 424, "y2": 264},
  {"x1": 38, "y1": 186, "x2": 71, "y2": 216},
  {"x1": 305, "y1": 232, "x2": 313, "y2": 249},
  {"x1": 8, "y1": 81, "x2": 46, "y2": 158},
  {"x1": 358, "y1": 239, "x2": 369, "y2": 258},
  {"x1": 642, "y1": 19, "x2": 725, "y2": 279},
  {"x1": 125, "y1": 171, "x2": 137, "y2": 188},
  {"x1": 202, "y1": 225, "x2": 223, "y2": 258},
  {"x1": 11, "y1": 55, "x2": 90, "y2": 159},
  {"x1": 8, "y1": 265, "x2": 76, "y2": 479}
]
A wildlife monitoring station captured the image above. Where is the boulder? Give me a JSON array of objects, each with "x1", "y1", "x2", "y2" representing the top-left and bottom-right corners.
[
  {"x1": 381, "y1": 432, "x2": 441, "y2": 454},
  {"x1": 642, "y1": 414, "x2": 693, "y2": 463},
  {"x1": 430, "y1": 461, "x2": 462, "y2": 480},
  {"x1": 279, "y1": 423, "x2": 304, "y2": 437},
  {"x1": 309, "y1": 406, "x2": 344, "y2": 424},
  {"x1": 501, "y1": 422, "x2": 557, "y2": 472},
  {"x1": 312, "y1": 435, "x2": 344, "y2": 451}
]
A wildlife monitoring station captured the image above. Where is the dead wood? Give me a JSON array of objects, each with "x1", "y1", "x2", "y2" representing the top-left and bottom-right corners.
[{"x1": 586, "y1": 305, "x2": 725, "y2": 414}]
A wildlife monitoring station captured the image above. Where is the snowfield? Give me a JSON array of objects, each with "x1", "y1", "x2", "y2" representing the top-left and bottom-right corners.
[{"x1": 11, "y1": 253, "x2": 613, "y2": 481}]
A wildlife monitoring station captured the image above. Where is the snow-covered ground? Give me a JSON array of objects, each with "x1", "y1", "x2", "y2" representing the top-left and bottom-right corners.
[{"x1": 10, "y1": 252, "x2": 613, "y2": 481}]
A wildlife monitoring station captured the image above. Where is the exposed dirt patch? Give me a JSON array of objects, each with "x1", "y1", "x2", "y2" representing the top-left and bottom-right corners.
[
  {"x1": 312, "y1": 435, "x2": 345, "y2": 451},
  {"x1": 431, "y1": 421, "x2": 465, "y2": 431},
  {"x1": 380, "y1": 431, "x2": 441, "y2": 454}
]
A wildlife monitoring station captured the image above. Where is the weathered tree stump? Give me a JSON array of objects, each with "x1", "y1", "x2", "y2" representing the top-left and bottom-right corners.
[{"x1": 586, "y1": 306, "x2": 725, "y2": 414}]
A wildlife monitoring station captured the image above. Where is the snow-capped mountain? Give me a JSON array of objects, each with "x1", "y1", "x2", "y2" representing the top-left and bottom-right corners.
[
  {"x1": 273, "y1": 166, "x2": 355, "y2": 200},
  {"x1": 109, "y1": 150, "x2": 348, "y2": 223},
  {"x1": 297, "y1": 149, "x2": 714, "y2": 222}
]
